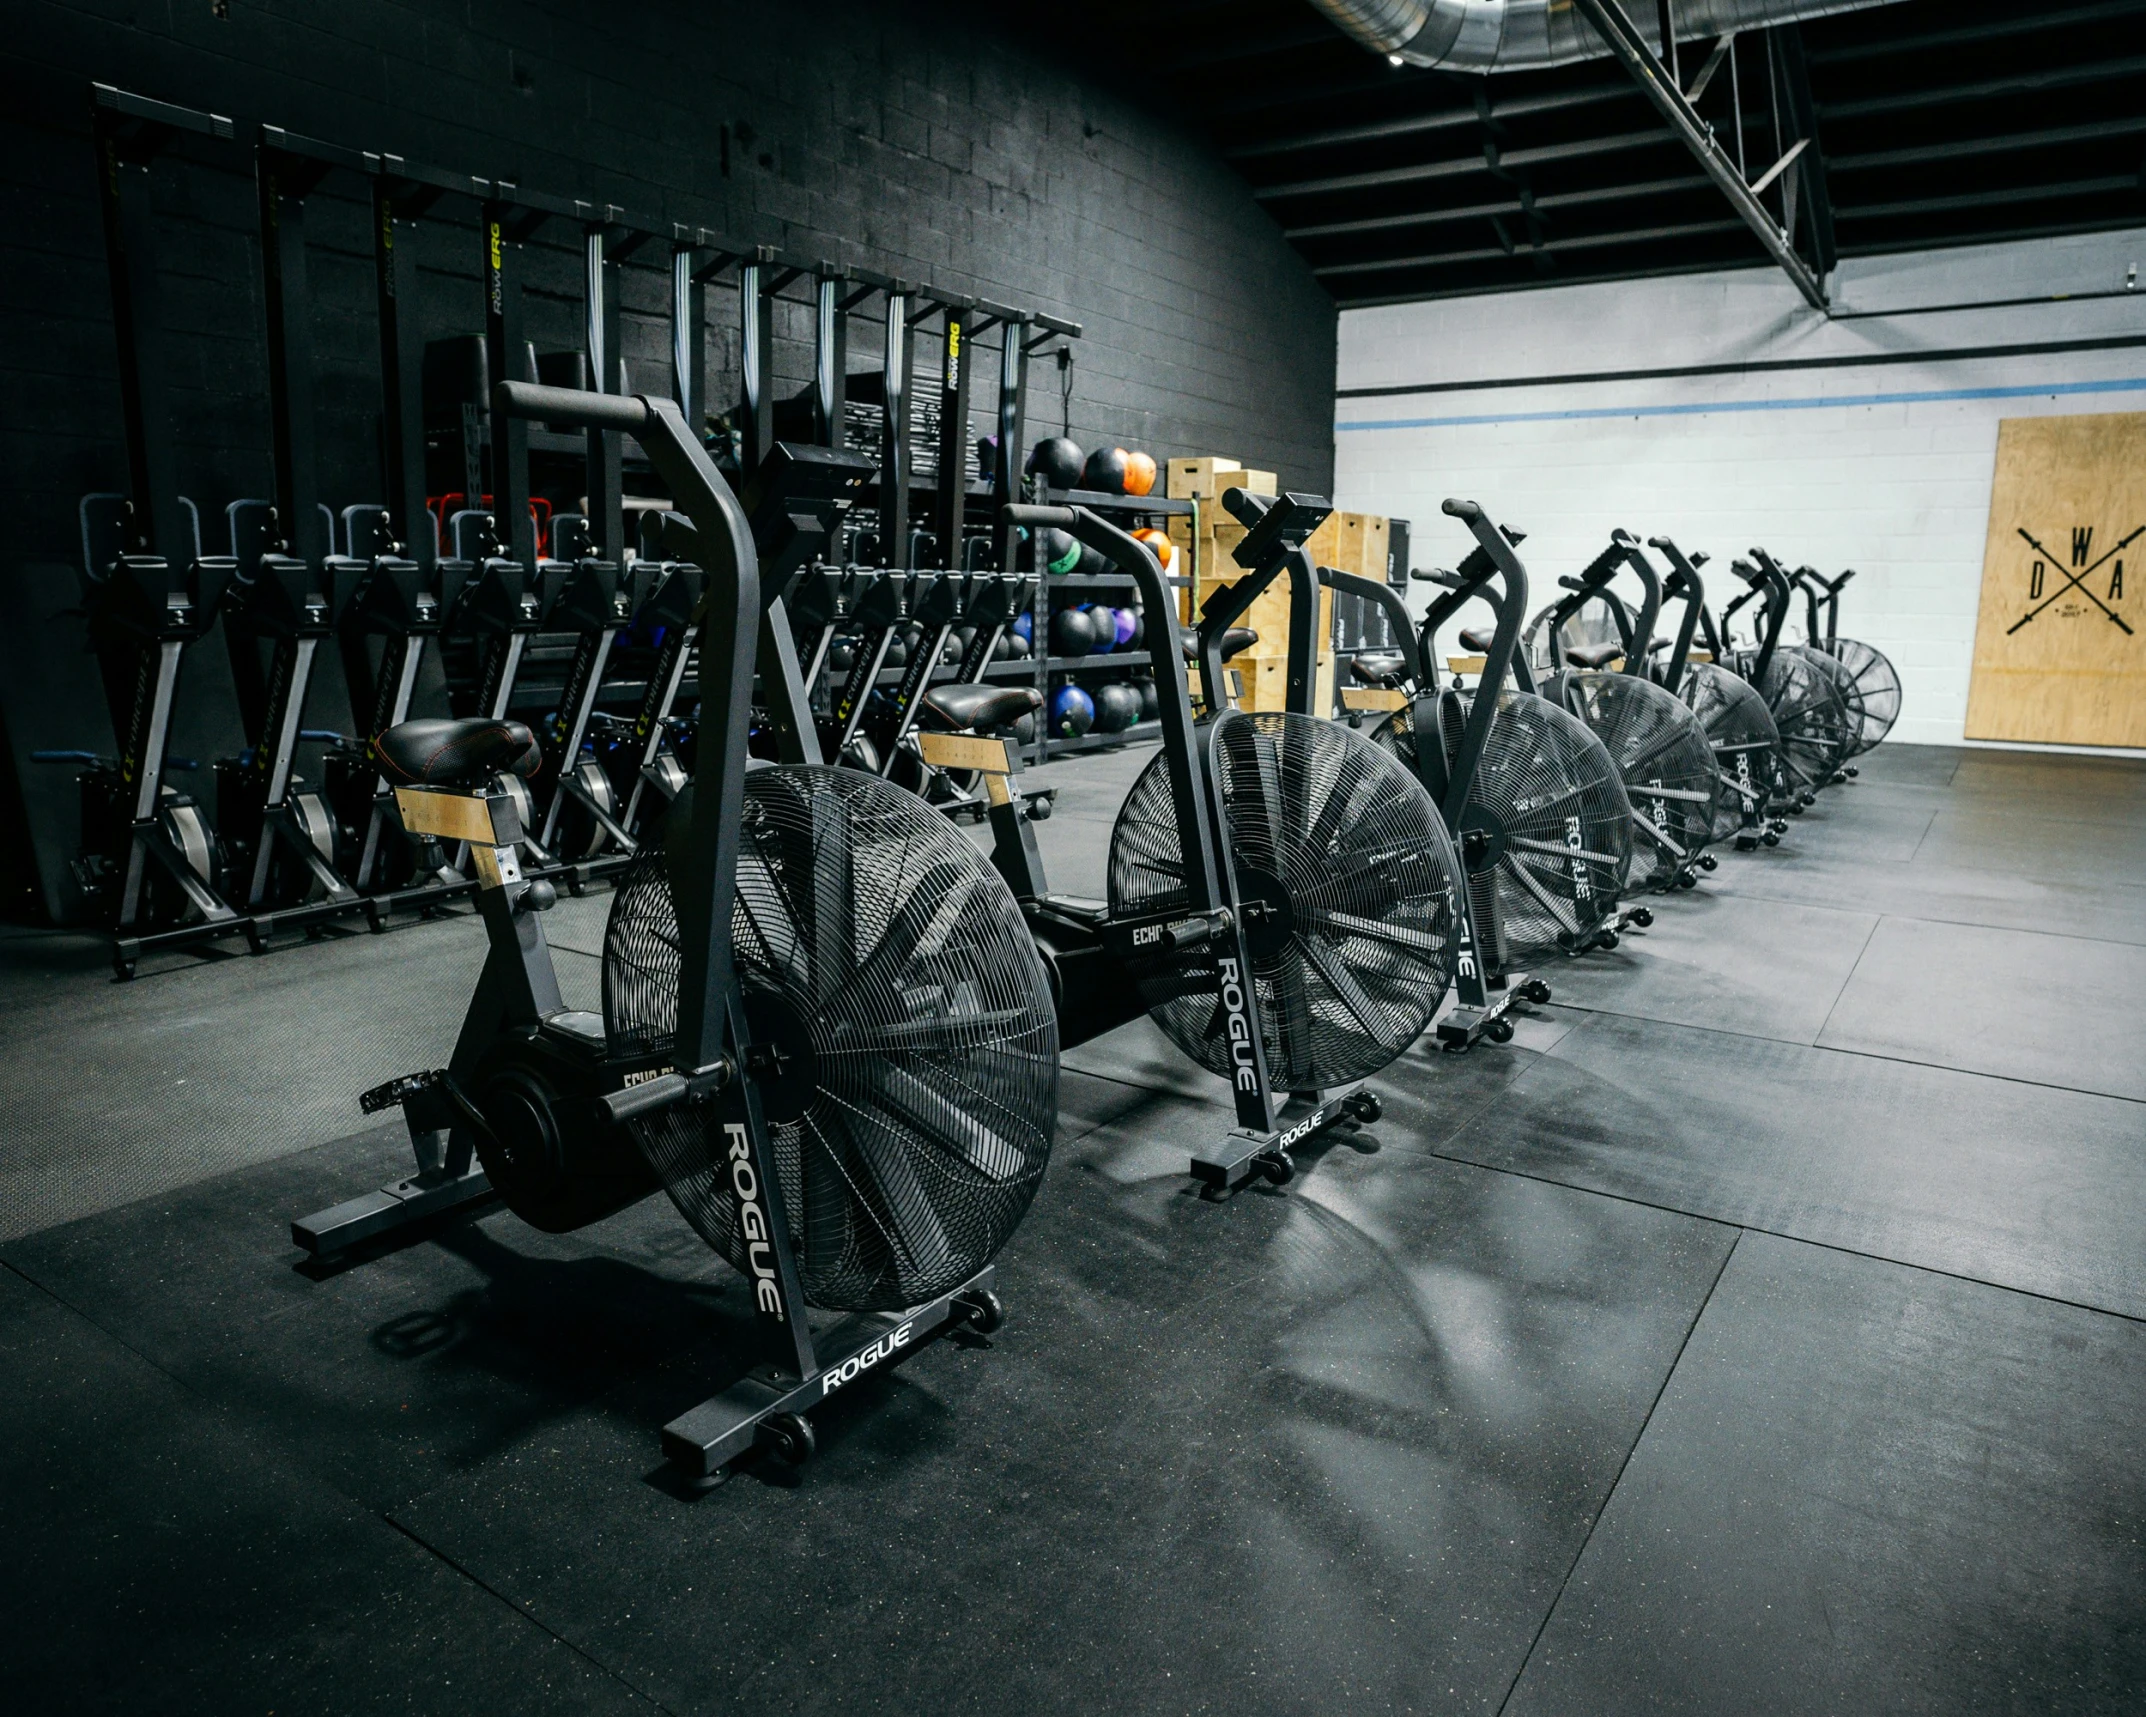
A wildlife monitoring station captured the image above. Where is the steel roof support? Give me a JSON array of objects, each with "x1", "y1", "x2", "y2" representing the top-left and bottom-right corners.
[
  {"x1": 1570, "y1": 0, "x2": 1828, "y2": 307},
  {"x1": 1772, "y1": 25, "x2": 1835, "y2": 279}
]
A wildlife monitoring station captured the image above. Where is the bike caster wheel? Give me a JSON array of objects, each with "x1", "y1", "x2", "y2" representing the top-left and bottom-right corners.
[
  {"x1": 1345, "y1": 1090, "x2": 1382, "y2": 1125},
  {"x1": 763, "y1": 1411, "x2": 816, "y2": 1467},
  {"x1": 1442, "y1": 1038, "x2": 1471, "y2": 1056},
  {"x1": 1522, "y1": 979, "x2": 1552, "y2": 1004},
  {"x1": 1025, "y1": 799, "x2": 1052, "y2": 822},
  {"x1": 759, "y1": 1407, "x2": 815, "y2": 1459},
  {"x1": 961, "y1": 1289, "x2": 1005, "y2": 1335},
  {"x1": 1597, "y1": 930, "x2": 1620, "y2": 951},
  {"x1": 1762, "y1": 832, "x2": 1781, "y2": 847},
  {"x1": 1698, "y1": 853, "x2": 1719, "y2": 872},
  {"x1": 1677, "y1": 871, "x2": 1699, "y2": 889},
  {"x1": 1631, "y1": 907, "x2": 1654, "y2": 929},
  {"x1": 1484, "y1": 1017, "x2": 1515, "y2": 1044},
  {"x1": 1258, "y1": 1150, "x2": 1295, "y2": 1186}
]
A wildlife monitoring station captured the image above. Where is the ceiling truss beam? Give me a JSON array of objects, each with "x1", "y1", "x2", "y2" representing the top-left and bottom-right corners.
[{"x1": 1568, "y1": 0, "x2": 1828, "y2": 308}]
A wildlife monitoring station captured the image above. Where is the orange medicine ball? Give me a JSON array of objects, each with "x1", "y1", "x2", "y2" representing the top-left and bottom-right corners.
[
  {"x1": 1123, "y1": 450, "x2": 1157, "y2": 496},
  {"x1": 1132, "y1": 527, "x2": 1176, "y2": 574}
]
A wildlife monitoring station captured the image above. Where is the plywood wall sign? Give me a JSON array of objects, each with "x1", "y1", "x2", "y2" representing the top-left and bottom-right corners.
[{"x1": 1966, "y1": 411, "x2": 2145, "y2": 747}]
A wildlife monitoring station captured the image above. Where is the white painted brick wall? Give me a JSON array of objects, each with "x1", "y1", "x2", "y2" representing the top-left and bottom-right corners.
[{"x1": 1332, "y1": 228, "x2": 2146, "y2": 748}]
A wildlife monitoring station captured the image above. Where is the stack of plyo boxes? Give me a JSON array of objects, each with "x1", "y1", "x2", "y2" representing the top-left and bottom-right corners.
[{"x1": 1163, "y1": 457, "x2": 1389, "y2": 716}]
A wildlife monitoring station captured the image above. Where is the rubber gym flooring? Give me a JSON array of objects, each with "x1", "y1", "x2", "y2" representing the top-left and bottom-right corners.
[{"x1": 1, "y1": 742, "x2": 2141, "y2": 1715}]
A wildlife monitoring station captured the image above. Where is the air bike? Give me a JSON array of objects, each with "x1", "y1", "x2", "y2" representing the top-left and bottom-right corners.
[
  {"x1": 912, "y1": 491, "x2": 1460, "y2": 1193},
  {"x1": 1642, "y1": 537, "x2": 1790, "y2": 852},
  {"x1": 1790, "y1": 565, "x2": 1901, "y2": 759},
  {"x1": 1320, "y1": 501, "x2": 1637, "y2": 1049},
  {"x1": 1720, "y1": 550, "x2": 1858, "y2": 806},
  {"x1": 295, "y1": 382, "x2": 1058, "y2": 1480},
  {"x1": 1518, "y1": 531, "x2": 1723, "y2": 894}
]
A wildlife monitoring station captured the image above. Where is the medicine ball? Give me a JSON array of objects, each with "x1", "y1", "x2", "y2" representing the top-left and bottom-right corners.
[
  {"x1": 1037, "y1": 527, "x2": 1081, "y2": 577},
  {"x1": 1088, "y1": 605, "x2": 1116, "y2": 654},
  {"x1": 882, "y1": 635, "x2": 908, "y2": 668},
  {"x1": 827, "y1": 639, "x2": 857, "y2": 672},
  {"x1": 1011, "y1": 611, "x2": 1033, "y2": 644},
  {"x1": 1010, "y1": 710, "x2": 1038, "y2": 745},
  {"x1": 1093, "y1": 682, "x2": 1138, "y2": 733},
  {"x1": 1123, "y1": 451, "x2": 1157, "y2": 497},
  {"x1": 1111, "y1": 606, "x2": 1138, "y2": 648},
  {"x1": 1080, "y1": 445, "x2": 1128, "y2": 494},
  {"x1": 1076, "y1": 542, "x2": 1112, "y2": 579},
  {"x1": 1003, "y1": 633, "x2": 1030, "y2": 659},
  {"x1": 1049, "y1": 605, "x2": 1098, "y2": 657},
  {"x1": 1137, "y1": 678, "x2": 1160, "y2": 722},
  {"x1": 1027, "y1": 436, "x2": 1084, "y2": 491},
  {"x1": 1127, "y1": 608, "x2": 1147, "y2": 649},
  {"x1": 953, "y1": 625, "x2": 978, "y2": 656},
  {"x1": 1051, "y1": 684, "x2": 1095, "y2": 738}
]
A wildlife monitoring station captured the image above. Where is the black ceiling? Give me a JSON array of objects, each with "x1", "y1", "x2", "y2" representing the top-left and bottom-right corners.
[{"x1": 1104, "y1": 0, "x2": 2146, "y2": 305}]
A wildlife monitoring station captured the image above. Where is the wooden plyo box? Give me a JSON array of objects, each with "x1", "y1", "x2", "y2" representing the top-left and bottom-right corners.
[{"x1": 1965, "y1": 412, "x2": 2146, "y2": 747}]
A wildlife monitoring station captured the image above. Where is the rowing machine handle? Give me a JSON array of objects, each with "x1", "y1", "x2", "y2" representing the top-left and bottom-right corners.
[
  {"x1": 1001, "y1": 504, "x2": 1078, "y2": 531},
  {"x1": 494, "y1": 380, "x2": 651, "y2": 435}
]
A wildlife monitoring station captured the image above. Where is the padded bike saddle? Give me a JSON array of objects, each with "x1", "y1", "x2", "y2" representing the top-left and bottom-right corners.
[
  {"x1": 1564, "y1": 642, "x2": 1622, "y2": 669},
  {"x1": 374, "y1": 718, "x2": 542, "y2": 788},
  {"x1": 1457, "y1": 626, "x2": 1496, "y2": 653},
  {"x1": 918, "y1": 684, "x2": 1044, "y2": 733},
  {"x1": 1349, "y1": 650, "x2": 1408, "y2": 687},
  {"x1": 1182, "y1": 626, "x2": 1259, "y2": 663}
]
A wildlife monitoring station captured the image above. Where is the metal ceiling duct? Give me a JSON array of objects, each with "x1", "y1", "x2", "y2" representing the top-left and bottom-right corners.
[{"x1": 1307, "y1": 0, "x2": 1903, "y2": 72}]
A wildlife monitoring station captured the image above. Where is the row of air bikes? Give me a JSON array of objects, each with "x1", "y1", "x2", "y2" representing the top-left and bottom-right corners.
[
  {"x1": 1339, "y1": 518, "x2": 1904, "y2": 1018},
  {"x1": 325, "y1": 381, "x2": 1904, "y2": 1476}
]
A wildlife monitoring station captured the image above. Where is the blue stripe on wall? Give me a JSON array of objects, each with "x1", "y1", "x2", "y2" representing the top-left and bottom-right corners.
[{"x1": 1335, "y1": 375, "x2": 2146, "y2": 433}]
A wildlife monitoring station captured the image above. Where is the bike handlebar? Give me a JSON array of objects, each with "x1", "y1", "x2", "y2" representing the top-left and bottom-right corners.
[
  {"x1": 494, "y1": 381, "x2": 652, "y2": 435},
  {"x1": 1001, "y1": 504, "x2": 1078, "y2": 531}
]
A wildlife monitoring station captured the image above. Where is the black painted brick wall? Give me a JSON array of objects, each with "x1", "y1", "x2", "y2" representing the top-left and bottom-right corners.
[{"x1": 1, "y1": 0, "x2": 1338, "y2": 566}]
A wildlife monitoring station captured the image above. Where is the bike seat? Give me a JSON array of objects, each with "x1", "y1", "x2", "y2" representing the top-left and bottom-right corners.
[
  {"x1": 1183, "y1": 626, "x2": 1258, "y2": 663},
  {"x1": 917, "y1": 684, "x2": 1043, "y2": 734},
  {"x1": 375, "y1": 717, "x2": 542, "y2": 788},
  {"x1": 1349, "y1": 650, "x2": 1408, "y2": 687},
  {"x1": 1647, "y1": 637, "x2": 1670, "y2": 653},
  {"x1": 1564, "y1": 642, "x2": 1622, "y2": 669},
  {"x1": 1456, "y1": 626, "x2": 1495, "y2": 653}
]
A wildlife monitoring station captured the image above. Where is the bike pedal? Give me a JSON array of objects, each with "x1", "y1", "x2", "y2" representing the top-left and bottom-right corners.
[{"x1": 359, "y1": 1069, "x2": 447, "y2": 1114}]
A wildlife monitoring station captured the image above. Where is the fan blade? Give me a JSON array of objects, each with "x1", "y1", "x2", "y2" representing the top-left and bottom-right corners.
[
  {"x1": 866, "y1": 1061, "x2": 1032, "y2": 1183},
  {"x1": 1510, "y1": 834, "x2": 1625, "y2": 867},
  {"x1": 809, "y1": 1103, "x2": 955, "y2": 1286},
  {"x1": 853, "y1": 1006, "x2": 1039, "y2": 1054},
  {"x1": 1501, "y1": 850, "x2": 1581, "y2": 932},
  {"x1": 1294, "y1": 933, "x2": 1400, "y2": 1051},
  {"x1": 1308, "y1": 908, "x2": 1450, "y2": 960},
  {"x1": 814, "y1": 859, "x2": 981, "y2": 1022},
  {"x1": 1631, "y1": 816, "x2": 1688, "y2": 860}
]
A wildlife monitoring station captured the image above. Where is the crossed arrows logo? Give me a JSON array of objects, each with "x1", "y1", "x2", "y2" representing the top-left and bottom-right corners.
[{"x1": 2008, "y1": 522, "x2": 2139, "y2": 637}]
